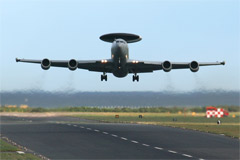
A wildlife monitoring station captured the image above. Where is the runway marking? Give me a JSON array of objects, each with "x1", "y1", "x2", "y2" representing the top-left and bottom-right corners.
[
  {"x1": 59, "y1": 126, "x2": 205, "y2": 160},
  {"x1": 16, "y1": 151, "x2": 25, "y2": 154},
  {"x1": 131, "y1": 140, "x2": 139, "y2": 144},
  {"x1": 121, "y1": 137, "x2": 128, "y2": 140},
  {"x1": 168, "y1": 150, "x2": 177, "y2": 154},
  {"x1": 154, "y1": 147, "x2": 163, "y2": 150},
  {"x1": 182, "y1": 154, "x2": 193, "y2": 158},
  {"x1": 72, "y1": 126, "x2": 200, "y2": 160},
  {"x1": 111, "y1": 134, "x2": 118, "y2": 137}
]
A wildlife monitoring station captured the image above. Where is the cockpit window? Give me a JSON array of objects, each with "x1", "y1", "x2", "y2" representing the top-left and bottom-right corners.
[{"x1": 115, "y1": 39, "x2": 126, "y2": 44}]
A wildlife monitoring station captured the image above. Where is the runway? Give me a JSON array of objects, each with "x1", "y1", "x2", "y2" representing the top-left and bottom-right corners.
[{"x1": 1, "y1": 116, "x2": 239, "y2": 159}]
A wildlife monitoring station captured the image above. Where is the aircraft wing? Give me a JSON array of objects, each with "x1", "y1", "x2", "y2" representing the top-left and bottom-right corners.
[
  {"x1": 126, "y1": 60, "x2": 225, "y2": 73},
  {"x1": 16, "y1": 58, "x2": 114, "y2": 73}
]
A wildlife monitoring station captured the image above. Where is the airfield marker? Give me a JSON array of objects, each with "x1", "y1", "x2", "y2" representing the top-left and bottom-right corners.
[{"x1": 16, "y1": 151, "x2": 25, "y2": 154}]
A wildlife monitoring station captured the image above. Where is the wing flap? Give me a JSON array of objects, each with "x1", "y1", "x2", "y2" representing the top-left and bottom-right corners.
[
  {"x1": 126, "y1": 60, "x2": 225, "y2": 73},
  {"x1": 16, "y1": 58, "x2": 114, "y2": 73},
  {"x1": 126, "y1": 60, "x2": 162, "y2": 73},
  {"x1": 78, "y1": 60, "x2": 113, "y2": 72}
]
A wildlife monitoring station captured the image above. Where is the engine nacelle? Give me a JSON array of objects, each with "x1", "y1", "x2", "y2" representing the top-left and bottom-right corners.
[
  {"x1": 41, "y1": 58, "x2": 51, "y2": 70},
  {"x1": 189, "y1": 61, "x2": 199, "y2": 72},
  {"x1": 68, "y1": 59, "x2": 78, "y2": 71},
  {"x1": 162, "y1": 61, "x2": 172, "y2": 72}
]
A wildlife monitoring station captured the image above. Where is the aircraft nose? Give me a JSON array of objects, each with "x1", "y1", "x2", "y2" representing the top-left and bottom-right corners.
[
  {"x1": 112, "y1": 42, "x2": 122, "y2": 55},
  {"x1": 114, "y1": 42, "x2": 122, "y2": 49},
  {"x1": 116, "y1": 43, "x2": 121, "y2": 48}
]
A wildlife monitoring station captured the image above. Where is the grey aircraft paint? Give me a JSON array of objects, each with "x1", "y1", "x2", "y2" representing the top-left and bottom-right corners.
[
  {"x1": 16, "y1": 33, "x2": 225, "y2": 82},
  {"x1": 111, "y1": 39, "x2": 129, "y2": 77}
]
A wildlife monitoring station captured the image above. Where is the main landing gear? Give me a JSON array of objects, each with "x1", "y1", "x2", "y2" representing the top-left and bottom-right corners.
[
  {"x1": 133, "y1": 73, "x2": 139, "y2": 82},
  {"x1": 101, "y1": 73, "x2": 107, "y2": 81}
]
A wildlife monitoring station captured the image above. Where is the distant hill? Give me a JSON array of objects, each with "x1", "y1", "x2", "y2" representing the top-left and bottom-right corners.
[{"x1": 0, "y1": 91, "x2": 239, "y2": 108}]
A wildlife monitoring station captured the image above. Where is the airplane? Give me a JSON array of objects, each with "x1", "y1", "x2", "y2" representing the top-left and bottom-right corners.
[{"x1": 16, "y1": 33, "x2": 225, "y2": 82}]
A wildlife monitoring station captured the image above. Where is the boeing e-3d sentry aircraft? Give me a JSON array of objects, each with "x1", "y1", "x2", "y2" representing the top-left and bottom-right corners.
[{"x1": 16, "y1": 33, "x2": 225, "y2": 82}]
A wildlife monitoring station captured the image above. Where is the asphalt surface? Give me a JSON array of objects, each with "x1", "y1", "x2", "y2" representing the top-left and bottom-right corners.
[{"x1": 1, "y1": 116, "x2": 239, "y2": 159}]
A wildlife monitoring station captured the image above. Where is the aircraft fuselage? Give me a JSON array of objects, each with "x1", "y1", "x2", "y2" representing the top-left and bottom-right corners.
[{"x1": 111, "y1": 39, "x2": 129, "y2": 77}]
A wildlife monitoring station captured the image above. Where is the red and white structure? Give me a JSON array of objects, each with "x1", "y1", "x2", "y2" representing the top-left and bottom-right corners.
[{"x1": 206, "y1": 106, "x2": 229, "y2": 118}]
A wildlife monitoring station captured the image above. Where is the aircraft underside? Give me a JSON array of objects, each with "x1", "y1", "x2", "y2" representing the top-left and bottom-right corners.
[{"x1": 16, "y1": 33, "x2": 225, "y2": 82}]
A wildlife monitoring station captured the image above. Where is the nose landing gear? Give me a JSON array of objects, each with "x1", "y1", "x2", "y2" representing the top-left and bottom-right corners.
[
  {"x1": 101, "y1": 73, "x2": 107, "y2": 81},
  {"x1": 133, "y1": 73, "x2": 139, "y2": 82}
]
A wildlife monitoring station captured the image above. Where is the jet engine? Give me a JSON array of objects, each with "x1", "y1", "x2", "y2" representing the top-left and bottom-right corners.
[
  {"x1": 68, "y1": 59, "x2": 78, "y2": 71},
  {"x1": 162, "y1": 61, "x2": 172, "y2": 72},
  {"x1": 189, "y1": 61, "x2": 199, "y2": 72},
  {"x1": 41, "y1": 58, "x2": 51, "y2": 70}
]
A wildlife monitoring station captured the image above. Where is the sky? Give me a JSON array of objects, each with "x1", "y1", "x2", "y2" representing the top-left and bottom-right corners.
[{"x1": 0, "y1": 0, "x2": 239, "y2": 92}]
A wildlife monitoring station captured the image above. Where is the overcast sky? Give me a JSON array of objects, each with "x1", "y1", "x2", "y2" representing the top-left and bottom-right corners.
[{"x1": 1, "y1": 0, "x2": 239, "y2": 92}]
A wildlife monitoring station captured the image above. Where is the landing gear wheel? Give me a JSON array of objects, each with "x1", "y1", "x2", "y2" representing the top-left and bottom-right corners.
[
  {"x1": 136, "y1": 75, "x2": 139, "y2": 82},
  {"x1": 132, "y1": 74, "x2": 139, "y2": 82},
  {"x1": 101, "y1": 74, "x2": 107, "y2": 81}
]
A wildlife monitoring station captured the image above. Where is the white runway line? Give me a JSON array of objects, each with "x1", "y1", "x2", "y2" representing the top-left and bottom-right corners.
[
  {"x1": 111, "y1": 134, "x2": 118, "y2": 137},
  {"x1": 121, "y1": 137, "x2": 128, "y2": 140},
  {"x1": 168, "y1": 150, "x2": 177, "y2": 154},
  {"x1": 182, "y1": 154, "x2": 192, "y2": 158},
  {"x1": 131, "y1": 140, "x2": 139, "y2": 144},
  {"x1": 58, "y1": 125, "x2": 203, "y2": 160}
]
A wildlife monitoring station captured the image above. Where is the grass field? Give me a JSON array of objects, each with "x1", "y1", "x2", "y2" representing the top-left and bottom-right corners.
[
  {"x1": 73, "y1": 112, "x2": 240, "y2": 138},
  {"x1": 0, "y1": 139, "x2": 40, "y2": 160}
]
